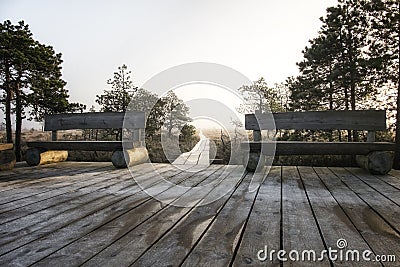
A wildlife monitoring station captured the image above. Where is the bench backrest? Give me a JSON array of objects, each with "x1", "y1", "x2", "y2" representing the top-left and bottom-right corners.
[
  {"x1": 245, "y1": 110, "x2": 386, "y2": 131},
  {"x1": 44, "y1": 112, "x2": 146, "y2": 142},
  {"x1": 44, "y1": 112, "x2": 145, "y2": 131}
]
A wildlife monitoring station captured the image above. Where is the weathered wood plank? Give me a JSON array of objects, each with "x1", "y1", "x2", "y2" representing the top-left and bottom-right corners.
[
  {"x1": 0, "y1": 177, "x2": 137, "y2": 254},
  {"x1": 245, "y1": 110, "x2": 386, "y2": 131},
  {"x1": 179, "y1": 172, "x2": 258, "y2": 266},
  {"x1": 298, "y1": 166, "x2": 380, "y2": 267},
  {"x1": 0, "y1": 165, "x2": 169, "y2": 224},
  {"x1": 131, "y1": 166, "x2": 241, "y2": 266},
  {"x1": 34, "y1": 165, "x2": 226, "y2": 266},
  {"x1": 314, "y1": 167, "x2": 400, "y2": 264},
  {"x1": 375, "y1": 173, "x2": 400, "y2": 190},
  {"x1": 246, "y1": 141, "x2": 396, "y2": 155},
  {"x1": 0, "y1": 163, "x2": 111, "y2": 192},
  {"x1": 0, "y1": 165, "x2": 170, "y2": 233},
  {"x1": 44, "y1": 112, "x2": 145, "y2": 131},
  {"x1": 0, "y1": 171, "x2": 119, "y2": 213},
  {"x1": 0, "y1": 165, "x2": 192, "y2": 263},
  {"x1": 346, "y1": 167, "x2": 400, "y2": 206},
  {"x1": 81, "y1": 166, "x2": 244, "y2": 267},
  {"x1": 27, "y1": 141, "x2": 134, "y2": 151},
  {"x1": 0, "y1": 165, "x2": 116, "y2": 206},
  {"x1": 330, "y1": 167, "x2": 400, "y2": 233},
  {"x1": 281, "y1": 166, "x2": 329, "y2": 266},
  {"x1": 233, "y1": 166, "x2": 282, "y2": 266},
  {"x1": 387, "y1": 169, "x2": 400, "y2": 180}
]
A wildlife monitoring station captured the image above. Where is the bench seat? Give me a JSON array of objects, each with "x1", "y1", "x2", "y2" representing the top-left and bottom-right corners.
[
  {"x1": 27, "y1": 141, "x2": 135, "y2": 151},
  {"x1": 245, "y1": 141, "x2": 396, "y2": 155},
  {"x1": 26, "y1": 112, "x2": 147, "y2": 168},
  {"x1": 242, "y1": 110, "x2": 395, "y2": 174}
]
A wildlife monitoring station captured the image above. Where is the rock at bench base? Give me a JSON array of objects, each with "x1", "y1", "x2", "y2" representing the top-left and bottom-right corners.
[
  {"x1": 356, "y1": 151, "x2": 394, "y2": 175},
  {"x1": 26, "y1": 148, "x2": 68, "y2": 166},
  {"x1": 0, "y1": 149, "x2": 16, "y2": 171},
  {"x1": 111, "y1": 147, "x2": 149, "y2": 168}
]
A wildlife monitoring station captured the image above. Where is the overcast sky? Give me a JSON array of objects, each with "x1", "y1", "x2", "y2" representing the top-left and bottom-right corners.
[{"x1": 1, "y1": 0, "x2": 337, "y2": 129}]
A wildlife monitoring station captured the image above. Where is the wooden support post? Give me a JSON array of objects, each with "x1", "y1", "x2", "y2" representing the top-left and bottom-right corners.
[
  {"x1": 356, "y1": 151, "x2": 394, "y2": 175},
  {"x1": 26, "y1": 148, "x2": 68, "y2": 166},
  {"x1": 367, "y1": 131, "x2": 376, "y2": 142},
  {"x1": 111, "y1": 147, "x2": 149, "y2": 168},
  {"x1": 132, "y1": 129, "x2": 143, "y2": 147},
  {"x1": 52, "y1": 131, "x2": 57, "y2": 141}
]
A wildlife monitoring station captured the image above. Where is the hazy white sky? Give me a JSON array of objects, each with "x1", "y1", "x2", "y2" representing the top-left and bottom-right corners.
[{"x1": 1, "y1": 0, "x2": 337, "y2": 128}]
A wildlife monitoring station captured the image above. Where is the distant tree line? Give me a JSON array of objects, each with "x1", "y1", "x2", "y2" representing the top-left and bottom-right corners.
[{"x1": 93, "y1": 64, "x2": 197, "y2": 162}]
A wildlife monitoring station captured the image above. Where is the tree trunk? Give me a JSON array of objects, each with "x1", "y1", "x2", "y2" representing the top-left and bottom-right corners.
[
  {"x1": 394, "y1": 73, "x2": 400, "y2": 169},
  {"x1": 14, "y1": 83, "x2": 22, "y2": 162},
  {"x1": 393, "y1": 15, "x2": 400, "y2": 170},
  {"x1": 5, "y1": 69, "x2": 12, "y2": 143}
]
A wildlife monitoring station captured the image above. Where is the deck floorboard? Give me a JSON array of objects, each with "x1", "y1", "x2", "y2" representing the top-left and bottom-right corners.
[{"x1": 0, "y1": 162, "x2": 398, "y2": 266}]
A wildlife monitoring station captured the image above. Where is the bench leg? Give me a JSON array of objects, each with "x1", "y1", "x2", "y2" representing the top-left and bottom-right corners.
[
  {"x1": 26, "y1": 148, "x2": 68, "y2": 166},
  {"x1": 111, "y1": 147, "x2": 149, "y2": 168},
  {"x1": 356, "y1": 151, "x2": 394, "y2": 175}
]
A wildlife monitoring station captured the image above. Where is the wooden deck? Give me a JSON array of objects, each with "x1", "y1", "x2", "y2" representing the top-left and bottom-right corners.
[
  {"x1": 0, "y1": 162, "x2": 399, "y2": 266},
  {"x1": 173, "y1": 131, "x2": 210, "y2": 166}
]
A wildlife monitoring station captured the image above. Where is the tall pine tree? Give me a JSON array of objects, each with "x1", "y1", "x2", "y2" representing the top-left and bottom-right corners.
[{"x1": 0, "y1": 20, "x2": 84, "y2": 160}]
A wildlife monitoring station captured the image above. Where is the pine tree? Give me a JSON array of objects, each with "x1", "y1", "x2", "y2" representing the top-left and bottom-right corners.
[
  {"x1": 367, "y1": 0, "x2": 400, "y2": 168},
  {"x1": 96, "y1": 64, "x2": 138, "y2": 140},
  {"x1": 0, "y1": 20, "x2": 84, "y2": 160},
  {"x1": 96, "y1": 64, "x2": 137, "y2": 112}
]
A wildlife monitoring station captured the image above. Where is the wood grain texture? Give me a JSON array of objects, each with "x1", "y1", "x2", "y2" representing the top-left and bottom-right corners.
[
  {"x1": 0, "y1": 143, "x2": 13, "y2": 151},
  {"x1": 298, "y1": 166, "x2": 380, "y2": 267},
  {"x1": 44, "y1": 111, "x2": 145, "y2": 131},
  {"x1": 346, "y1": 167, "x2": 400, "y2": 206},
  {"x1": 42, "y1": 166, "x2": 225, "y2": 267},
  {"x1": 233, "y1": 166, "x2": 282, "y2": 267},
  {"x1": 0, "y1": 163, "x2": 398, "y2": 266},
  {"x1": 281, "y1": 166, "x2": 329, "y2": 266},
  {"x1": 27, "y1": 141, "x2": 134, "y2": 151},
  {"x1": 25, "y1": 148, "x2": 68, "y2": 166},
  {"x1": 245, "y1": 110, "x2": 386, "y2": 131},
  {"x1": 245, "y1": 141, "x2": 396, "y2": 155},
  {"x1": 330, "y1": 167, "x2": 400, "y2": 233},
  {"x1": 0, "y1": 149, "x2": 16, "y2": 171},
  {"x1": 315, "y1": 167, "x2": 400, "y2": 264}
]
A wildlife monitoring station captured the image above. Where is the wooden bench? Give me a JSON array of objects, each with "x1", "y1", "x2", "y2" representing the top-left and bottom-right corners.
[
  {"x1": 0, "y1": 143, "x2": 16, "y2": 171},
  {"x1": 26, "y1": 112, "x2": 148, "y2": 168},
  {"x1": 242, "y1": 110, "x2": 396, "y2": 174}
]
